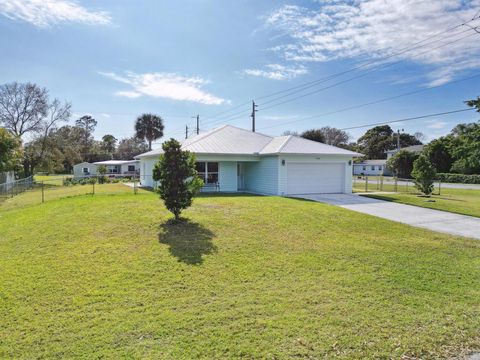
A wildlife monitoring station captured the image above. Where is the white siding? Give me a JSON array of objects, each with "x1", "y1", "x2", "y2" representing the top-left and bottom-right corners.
[
  {"x1": 140, "y1": 158, "x2": 158, "y2": 187},
  {"x1": 73, "y1": 162, "x2": 97, "y2": 178},
  {"x1": 353, "y1": 164, "x2": 385, "y2": 176},
  {"x1": 244, "y1": 156, "x2": 279, "y2": 195},
  {"x1": 219, "y1": 162, "x2": 237, "y2": 192},
  {"x1": 278, "y1": 155, "x2": 353, "y2": 195}
]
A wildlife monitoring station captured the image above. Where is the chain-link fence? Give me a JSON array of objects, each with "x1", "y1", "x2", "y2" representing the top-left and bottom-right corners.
[
  {"x1": 1, "y1": 174, "x2": 156, "y2": 211},
  {"x1": 0, "y1": 176, "x2": 34, "y2": 199},
  {"x1": 352, "y1": 175, "x2": 441, "y2": 195}
]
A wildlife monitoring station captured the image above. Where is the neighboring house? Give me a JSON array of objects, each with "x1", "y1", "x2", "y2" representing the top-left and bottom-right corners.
[
  {"x1": 136, "y1": 125, "x2": 362, "y2": 195},
  {"x1": 73, "y1": 160, "x2": 139, "y2": 178},
  {"x1": 93, "y1": 160, "x2": 140, "y2": 175},
  {"x1": 386, "y1": 144, "x2": 424, "y2": 159},
  {"x1": 73, "y1": 162, "x2": 97, "y2": 178},
  {"x1": 353, "y1": 160, "x2": 390, "y2": 176}
]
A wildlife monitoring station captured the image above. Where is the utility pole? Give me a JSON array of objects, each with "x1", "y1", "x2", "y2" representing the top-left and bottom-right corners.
[
  {"x1": 251, "y1": 101, "x2": 258, "y2": 132},
  {"x1": 396, "y1": 128, "x2": 404, "y2": 150},
  {"x1": 191, "y1": 115, "x2": 199, "y2": 135},
  {"x1": 185, "y1": 125, "x2": 189, "y2": 139}
]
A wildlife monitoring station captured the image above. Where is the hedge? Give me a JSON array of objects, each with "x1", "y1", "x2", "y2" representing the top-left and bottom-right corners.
[{"x1": 436, "y1": 173, "x2": 480, "y2": 184}]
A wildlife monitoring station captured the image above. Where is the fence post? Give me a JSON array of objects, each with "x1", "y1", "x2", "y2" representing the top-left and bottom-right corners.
[
  {"x1": 41, "y1": 181, "x2": 45, "y2": 203},
  {"x1": 92, "y1": 178, "x2": 95, "y2": 195},
  {"x1": 394, "y1": 177, "x2": 398, "y2": 192},
  {"x1": 365, "y1": 176, "x2": 368, "y2": 192},
  {"x1": 380, "y1": 176, "x2": 383, "y2": 191},
  {"x1": 438, "y1": 180, "x2": 441, "y2": 195},
  {"x1": 134, "y1": 175, "x2": 138, "y2": 195}
]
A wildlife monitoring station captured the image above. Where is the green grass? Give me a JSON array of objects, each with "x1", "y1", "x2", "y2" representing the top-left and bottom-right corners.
[
  {"x1": 34, "y1": 174, "x2": 73, "y2": 186},
  {"x1": 0, "y1": 183, "x2": 145, "y2": 211},
  {"x1": 362, "y1": 188, "x2": 480, "y2": 218},
  {"x1": 1, "y1": 192, "x2": 480, "y2": 358}
]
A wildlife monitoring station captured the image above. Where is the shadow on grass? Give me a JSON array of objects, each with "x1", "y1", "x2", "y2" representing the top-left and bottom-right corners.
[{"x1": 158, "y1": 218, "x2": 216, "y2": 265}]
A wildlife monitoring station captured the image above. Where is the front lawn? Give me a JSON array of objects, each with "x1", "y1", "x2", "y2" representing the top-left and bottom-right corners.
[
  {"x1": 362, "y1": 188, "x2": 480, "y2": 218},
  {"x1": 1, "y1": 191, "x2": 480, "y2": 358}
]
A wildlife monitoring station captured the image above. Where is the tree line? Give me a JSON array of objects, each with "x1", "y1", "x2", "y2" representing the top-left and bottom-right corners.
[{"x1": 0, "y1": 82, "x2": 165, "y2": 176}]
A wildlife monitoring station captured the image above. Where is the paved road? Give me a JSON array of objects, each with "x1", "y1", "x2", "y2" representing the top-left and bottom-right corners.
[
  {"x1": 355, "y1": 178, "x2": 480, "y2": 190},
  {"x1": 294, "y1": 193, "x2": 480, "y2": 240}
]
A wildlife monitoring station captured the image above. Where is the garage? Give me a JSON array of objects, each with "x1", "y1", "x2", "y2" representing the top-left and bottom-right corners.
[{"x1": 286, "y1": 162, "x2": 345, "y2": 194}]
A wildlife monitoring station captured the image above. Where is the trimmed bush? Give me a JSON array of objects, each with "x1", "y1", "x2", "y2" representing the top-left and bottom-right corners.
[{"x1": 436, "y1": 173, "x2": 480, "y2": 184}]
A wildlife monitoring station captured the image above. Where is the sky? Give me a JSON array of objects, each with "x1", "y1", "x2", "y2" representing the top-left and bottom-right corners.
[{"x1": 0, "y1": 0, "x2": 479, "y2": 145}]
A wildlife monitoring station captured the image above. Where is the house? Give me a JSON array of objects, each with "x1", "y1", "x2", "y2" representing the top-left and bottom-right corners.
[
  {"x1": 73, "y1": 160, "x2": 140, "y2": 178},
  {"x1": 353, "y1": 159, "x2": 390, "y2": 176},
  {"x1": 73, "y1": 162, "x2": 97, "y2": 178},
  {"x1": 135, "y1": 125, "x2": 362, "y2": 195},
  {"x1": 386, "y1": 144, "x2": 424, "y2": 159}
]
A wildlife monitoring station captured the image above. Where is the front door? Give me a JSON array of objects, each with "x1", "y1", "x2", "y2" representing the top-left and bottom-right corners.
[{"x1": 237, "y1": 163, "x2": 244, "y2": 190}]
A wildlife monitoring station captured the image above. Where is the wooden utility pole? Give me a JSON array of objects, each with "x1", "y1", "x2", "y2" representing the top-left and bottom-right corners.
[
  {"x1": 251, "y1": 101, "x2": 258, "y2": 132},
  {"x1": 185, "y1": 125, "x2": 189, "y2": 139},
  {"x1": 191, "y1": 115, "x2": 199, "y2": 134}
]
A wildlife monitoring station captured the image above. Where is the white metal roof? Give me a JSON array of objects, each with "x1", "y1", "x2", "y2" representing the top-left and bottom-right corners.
[
  {"x1": 93, "y1": 160, "x2": 138, "y2": 165},
  {"x1": 136, "y1": 125, "x2": 362, "y2": 158}
]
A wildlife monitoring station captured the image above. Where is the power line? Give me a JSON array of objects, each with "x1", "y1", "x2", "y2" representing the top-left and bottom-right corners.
[
  {"x1": 197, "y1": 22, "x2": 479, "y2": 131},
  {"x1": 200, "y1": 30, "x2": 479, "y2": 132},
  {"x1": 258, "y1": 27, "x2": 476, "y2": 107},
  {"x1": 338, "y1": 108, "x2": 474, "y2": 131},
  {"x1": 256, "y1": 72, "x2": 480, "y2": 131},
  {"x1": 259, "y1": 30, "x2": 479, "y2": 111},
  {"x1": 163, "y1": 17, "x2": 480, "y2": 140},
  {"x1": 169, "y1": 17, "x2": 480, "y2": 135}
]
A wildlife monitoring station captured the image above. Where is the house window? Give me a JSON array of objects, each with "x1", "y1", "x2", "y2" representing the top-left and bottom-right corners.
[
  {"x1": 196, "y1": 162, "x2": 219, "y2": 184},
  {"x1": 371, "y1": 166, "x2": 375, "y2": 171},
  {"x1": 378, "y1": 166, "x2": 382, "y2": 170},
  {"x1": 83, "y1": 167, "x2": 89, "y2": 174},
  {"x1": 362, "y1": 166, "x2": 366, "y2": 171},
  {"x1": 128, "y1": 165, "x2": 135, "y2": 172}
]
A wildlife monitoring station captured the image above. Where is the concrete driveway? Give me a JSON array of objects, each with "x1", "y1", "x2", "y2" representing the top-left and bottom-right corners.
[{"x1": 293, "y1": 193, "x2": 480, "y2": 240}]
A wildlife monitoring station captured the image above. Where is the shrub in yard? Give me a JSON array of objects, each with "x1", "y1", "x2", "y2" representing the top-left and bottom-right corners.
[
  {"x1": 412, "y1": 155, "x2": 436, "y2": 196},
  {"x1": 97, "y1": 165, "x2": 108, "y2": 184},
  {"x1": 152, "y1": 139, "x2": 203, "y2": 221},
  {"x1": 386, "y1": 149, "x2": 418, "y2": 178},
  {"x1": 436, "y1": 173, "x2": 480, "y2": 184}
]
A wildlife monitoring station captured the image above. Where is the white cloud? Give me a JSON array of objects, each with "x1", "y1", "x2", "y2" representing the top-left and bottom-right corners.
[
  {"x1": 425, "y1": 119, "x2": 448, "y2": 129},
  {"x1": 263, "y1": 0, "x2": 480, "y2": 85},
  {"x1": 244, "y1": 63, "x2": 308, "y2": 80},
  {"x1": 100, "y1": 71, "x2": 227, "y2": 105},
  {"x1": 0, "y1": 0, "x2": 111, "y2": 27}
]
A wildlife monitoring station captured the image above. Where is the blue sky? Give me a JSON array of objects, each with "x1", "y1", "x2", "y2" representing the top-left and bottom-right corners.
[{"x1": 1, "y1": 0, "x2": 479, "y2": 144}]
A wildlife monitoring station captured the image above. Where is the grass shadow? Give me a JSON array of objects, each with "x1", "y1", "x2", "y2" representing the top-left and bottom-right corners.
[{"x1": 158, "y1": 218, "x2": 216, "y2": 265}]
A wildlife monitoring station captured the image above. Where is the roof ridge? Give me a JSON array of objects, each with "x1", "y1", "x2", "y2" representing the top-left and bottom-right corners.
[
  {"x1": 276, "y1": 135, "x2": 293, "y2": 153},
  {"x1": 182, "y1": 124, "x2": 229, "y2": 149},
  {"x1": 223, "y1": 124, "x2": 273, "y2": 139}
]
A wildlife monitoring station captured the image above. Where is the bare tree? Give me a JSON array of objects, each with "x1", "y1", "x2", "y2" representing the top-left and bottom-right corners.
[
  {"x1": 0, "y1": 82, "x2": 49, "y2": 137},
  {"x1": 319, "y1": 126, "x2": 350, "y2": 147}
]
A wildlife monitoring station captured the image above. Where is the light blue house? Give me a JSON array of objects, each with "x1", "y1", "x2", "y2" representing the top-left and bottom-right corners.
[{"x1": 136, "y1": 125, "x2": 361, "y2": 195}]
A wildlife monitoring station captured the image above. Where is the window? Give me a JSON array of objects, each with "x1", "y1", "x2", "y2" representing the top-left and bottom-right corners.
[
  {"x1": 196, "y1": 162, "x2": 219, "y2": 184},
  {"x1": 128, "y1": 165, "x2": 135, "y2": 172},
  {"x1": 83, "y1": 167, "x2": 89, "y2": 174},
  {"x1": 378, "y1": 166, "x2": 382, "y2": 170},
  {"x1": 371, "y1": 166, "x2": 375, "y2": 171},
  {"x1": 362, "y1": 166, "x2": 366, "y2": 171}
]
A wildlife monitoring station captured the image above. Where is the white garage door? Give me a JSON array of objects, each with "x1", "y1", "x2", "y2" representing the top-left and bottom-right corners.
[{"x1": 286, "y1": 162, "x2": 345, "y2": 194}]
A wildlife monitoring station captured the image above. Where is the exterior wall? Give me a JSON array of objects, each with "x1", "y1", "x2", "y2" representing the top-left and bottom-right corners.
[
  {"x1": 140, "y1": 158, "x2": 158, "y2": 187},
  {"x1": 140, "y1": 154, "x2": 258, "y2": 189},
  {"x1": 73, "y1": 162, "x2": 97, "y2": 178},
  {"x1": 278, "y1": 155, "x2": 353, "y2": 195},
  {"x1": 120, "y1": 162, "x2": 140, "y2": 174},
  {"x1": 353, "y1": 164, "x2": 385, "y2": 176},
  {"x1": 244, "y1": 156, "x2": 279, "y2": 195},
  {"x1": 219, "y1": 162, "x2": 237, "y2": 192}
]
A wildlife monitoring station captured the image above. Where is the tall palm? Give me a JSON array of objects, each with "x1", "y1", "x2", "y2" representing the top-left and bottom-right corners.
[{"x1": 134, "y1": 113, "x2": 164, "y2": 151}]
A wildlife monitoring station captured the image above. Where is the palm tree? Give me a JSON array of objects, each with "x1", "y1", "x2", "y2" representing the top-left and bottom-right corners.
[{"x1": 134, "y1": 113, "x2": 164, "y2": 151}]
